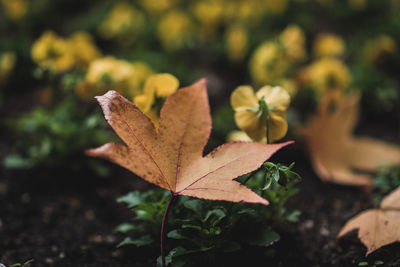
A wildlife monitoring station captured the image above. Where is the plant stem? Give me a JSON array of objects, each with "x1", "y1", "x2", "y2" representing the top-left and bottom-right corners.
[
  {"x1": 259, "y1": 98, "x2": 270, "y2": 144},
  {"x1": 161, "y1": 193, "x2": 176, "y2": 267}
]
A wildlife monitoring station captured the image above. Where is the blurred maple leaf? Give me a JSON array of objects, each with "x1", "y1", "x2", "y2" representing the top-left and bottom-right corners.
[
  {"x1": 338, "y1": 187, "x2": 400, "y2": 255},
  {"x1": 87, "y1": 79, "x2": 291, "y2": 205},
  {"x1": 302, "y1": 90, "x2": 400, "y2": 186}
]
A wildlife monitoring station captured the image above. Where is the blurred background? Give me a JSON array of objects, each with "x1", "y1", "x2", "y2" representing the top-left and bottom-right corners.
[{"x1": 1, "y1": 0, "x2": 400, "y2": 266}]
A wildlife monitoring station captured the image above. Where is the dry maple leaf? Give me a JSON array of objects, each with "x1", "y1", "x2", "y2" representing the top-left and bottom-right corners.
[
  {"x1": 302, "y1": 90, "x2": 400, "y2": 186},
  {"x1": 338, "y1": 187, "x2": 400, "y2": 255},
  {"x1": 86, "y1": 79, "x2": 292, "y2": 205}
]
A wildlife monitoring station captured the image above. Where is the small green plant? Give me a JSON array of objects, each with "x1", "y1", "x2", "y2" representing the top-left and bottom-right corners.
[
  {"x1": 117, "y1": 162, "x2": 301, "y2": 266},
  {"x1": 373, "y1": 165, "x2": 400, "y2": 204},
  {"x1": 3, "y1": 97, "x2": 113, "y2": 175}
]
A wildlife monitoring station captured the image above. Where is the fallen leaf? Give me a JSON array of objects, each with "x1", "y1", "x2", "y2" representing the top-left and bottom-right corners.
[
  {"x1": 338, "y1": 187, "x2": 400, "y2": 255},
  {"x1": 302, "y1": 90, "x2": 400, "y2": 186},
  {"x1": 87, "y1": 79, "x2": 291, "y2": 205}
]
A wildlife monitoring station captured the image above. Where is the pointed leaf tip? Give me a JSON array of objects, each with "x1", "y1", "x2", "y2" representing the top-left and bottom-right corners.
[{"x1": 197, "y1": 78, "x2": 207, "y2": 85}]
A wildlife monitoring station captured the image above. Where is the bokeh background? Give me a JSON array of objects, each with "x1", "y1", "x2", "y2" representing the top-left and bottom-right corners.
[{"x1": 1, "y1": 0, "x2": 400, "y2": 266}]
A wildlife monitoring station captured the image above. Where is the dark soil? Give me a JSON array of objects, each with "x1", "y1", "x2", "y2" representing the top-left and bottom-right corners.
[{"x1": 1, "y1": 139, "x2": 400, "y2": 267}]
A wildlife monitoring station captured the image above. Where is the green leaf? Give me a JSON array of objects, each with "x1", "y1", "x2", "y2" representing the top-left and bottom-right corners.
[
  {"x1": 167, "y1": 229, "x2": 189, "y2": 240},
  {"x1": 204, "y1": 209, "x2": 226, "y2": 226},
  {"x1": 117, "y1": 191, "x2": 143, "y2": 208},
  {"x1": 181, "y1": 224, "x2": 202, "y2": 231},
  {"x1": 285, "y1": 210, "x2": 301, "y2": 222},
  {"x1": 117, "y1": 235, "x2": 153, "y2": 248},
  {"x1": 115, "y1": 223, "x2": 136, "y2": 233},
  {"x1": 358, "y1": 262, "x2": 368, "y2": 266},
  {"x1": 183, "y1": 199, "x2": 203, "y2": 214},
  {"x1": 246, "y1": 227, "x2": 280, "y2": 247},
  {"x1": 3, "y1": 155, "x2": 32, "y2": 169}
]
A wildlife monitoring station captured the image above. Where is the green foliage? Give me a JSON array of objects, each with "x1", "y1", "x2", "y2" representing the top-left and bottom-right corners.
[
  {"x1": 3, "y1": 97, "x2": 113, "y2": 174},
  {"x1": 353, "y1": 64, "x2": 399, "y2": 115},
  {"x1": 358, "y1": 260, "x2": 384, "y2": 267},
  {"x1": 373, "y1": 165, "x2": 400, "y2": 205},
  {"x1": 116, "y1": 190, "x2": 171, "y2": 247},
  {"x1": 9, "y1": 259, "x2": 34, "y2": 267},
  {"x1": 117, "y1": 162, "x2": 301, "y2": 266}
]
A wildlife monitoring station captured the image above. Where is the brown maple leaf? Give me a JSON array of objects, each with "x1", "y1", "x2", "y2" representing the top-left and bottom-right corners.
[
  {"x1": 86, "y1": 79, "x2": 291, "y2": 205},
  {"x1": 338, "y1": 187, "x2": 400, "y2": 255},
  {"x1": 302, "y1": 90, "x2": 400, "y2": 186}
]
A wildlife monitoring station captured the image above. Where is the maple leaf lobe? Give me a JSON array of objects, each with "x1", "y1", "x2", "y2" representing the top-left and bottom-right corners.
[{"x1": 338, "y1": 187, "x2": 400, "y2": 255}]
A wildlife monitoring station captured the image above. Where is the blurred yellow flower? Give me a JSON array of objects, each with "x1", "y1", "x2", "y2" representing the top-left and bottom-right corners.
[
  {"x1": 192, "y1": 0, "x2": 224, "y2": 39},
  {"x1": 276, "y1": 79, "x2": 298, "y2": 97},
  {"x1": 363, "y1": 35, "x2": 397, "y2": 63},
  {"x1": 70, "y1": 32, "x2": 101, "y2": 68},
  {"x1": 306, "y1": 58, "x2": 351, "y2": 94},
  {"x1": 279, "y1": 25, "x2": 307, "y2": 63},
  {"x1": 158, "y1": 10, "x2": 194, "y2": 51},
  {"x1": 231, "y1": 85, "x2": 290, "y2": 143},
  {"x1": 76, "y1": 57, "x2": 153, "y2": 100},
  {"x1": 134, "y1": 74, "x2": 179, "y2": 125},
  {"x1": 32, "y1": 31, "x2": 75, "y2": 73},
  {"x1": 227, "y1": 130, "x2": 253, "y2": 142},
  {"x1": 98, "y1": 3, "x2": 145, "y2": 45},
  {"x1": 0, "y1": 51, "x2": 16, "y2": 85},
  {"x1": 313, "y1": 33, "x2": 345, "y2": 58},
  {"x1": 128, "y1": 62, "x2": 155, "y2": 97},
  {"x1": 1, "y1": 0, "x2": 28, "y2": 21},
  {"x1": 264, "y1": 0, "x2": 288, "y2": 14},
  {"x1": 139, "y1": 0, "x2": 180, "y2": 15},
  {"x1": 226, "y1": 25, "x2": 248, "y2": 62},
  {"x1": 224, "y1": 1, "x2": 261, "y2": 25},
  {"x1": 31, "y1": 31, "x2": 100, "y2": 73},
  {"x1": 249, "y1": 41, "x2": 288, "y2": 85},
  {"x1": 250, "y1": 25, "x2": 306, "y2": 85}
]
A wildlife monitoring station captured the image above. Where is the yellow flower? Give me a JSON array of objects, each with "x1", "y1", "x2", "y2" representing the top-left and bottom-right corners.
[
  {"x1": 134, "y1": 74, "x2": 179, "y2": 112},
  {"x1": 363, "y1": 35, "x2": 397, "y2": 63},
  {"x1": 127, "y1": 62, "x2": 155, "y2": 97},
  {"x1": 306, "y1": 58, "x2": 351, "y2": 94},
  {"x1": 76, "y1": 57, "x2": 152, "y2": 100},
  {"x1": 231, "y1": 85, "x2": 290, "y2": 143},
  {"x1": 225, "y1": 24, "x2": 248, "y2": 62},
  {"x1": 192, "y1": 0, "x2": 224, "y2": 39},
  {"x1": 249, "y1": 41, "x2": 288, "y2": 85},
  {"x1": 31, "y1": 31, "x2": 100, "y2": 73},
  {"x1": 313, "y1": 33, "x2": 345, "y2": 58},
  {"x1": 69, "y1": 32, "x2": 101, "y2": 68},
  {"x1": 1, "y1": 0, "x2": 28, "y2": 21},
  {"x1": 227, "y1": 130, "x2": 253, "y2": 142},
  {"x1": 158, "y1": 10, "x2": 194, "y2": 51},
  {"x1": 134, "y1": 74, "x2": 179, "y2": 125},
  {"x1": 98, "y1": 3, "x2": 145, "y2": 45},
  {"x1": 279, "y1": 25, "x2": 306, "y2": 63},
  {"x1": 31, "y1": 31, "x2": 75, "y2": 73},
  {"x1": 0, "y1": 51, "x2": 16, "y2": 85}
]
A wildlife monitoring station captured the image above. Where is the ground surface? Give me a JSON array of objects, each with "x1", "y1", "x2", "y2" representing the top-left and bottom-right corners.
[{"x1": 1, "y1": 140, "x2": 400, "y2": 267}]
